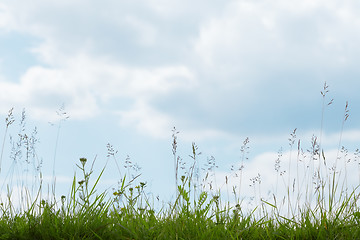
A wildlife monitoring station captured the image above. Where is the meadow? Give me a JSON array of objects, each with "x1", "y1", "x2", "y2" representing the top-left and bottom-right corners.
[{"x1": 0, "y1": 82, "x2": 359, "y2": 239}]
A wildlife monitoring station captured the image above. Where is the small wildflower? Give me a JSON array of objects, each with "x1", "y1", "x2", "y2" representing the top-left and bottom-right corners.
[
  {"x1": 80, "y1": 158, "x2": 87, "y2": 167},
  {"x1": 181, "y1": 175, "x2": 185, "y2": 183}
]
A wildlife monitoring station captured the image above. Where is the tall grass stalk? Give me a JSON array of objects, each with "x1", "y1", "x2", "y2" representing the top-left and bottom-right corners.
[
  {"x1": 0, "y1": 107, "x2": 15, "y2": 174},
  {"x1": 172, "y1": 127, "x2": 179, "y2": 201},
  {"x1": 51, "y1": 104, "x2": 69, "y2": 181}
]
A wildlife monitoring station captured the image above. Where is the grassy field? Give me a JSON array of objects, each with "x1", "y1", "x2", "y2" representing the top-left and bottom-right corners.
[{"x1": 0, "y1": 83, "x2": 359, "y2": 239}]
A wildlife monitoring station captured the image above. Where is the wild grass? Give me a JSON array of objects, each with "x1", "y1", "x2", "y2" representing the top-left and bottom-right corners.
[{"x1": 0, "y1": 82, "x2": 360, "y2": 239}]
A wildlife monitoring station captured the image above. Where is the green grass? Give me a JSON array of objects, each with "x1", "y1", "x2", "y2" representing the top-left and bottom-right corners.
[{"x1": 0, "y1": 82, "x2": 360, "y2": 239}]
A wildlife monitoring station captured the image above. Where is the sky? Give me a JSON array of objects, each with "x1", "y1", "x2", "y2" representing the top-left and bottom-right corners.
[{"x1": 0, "y1": 0, "x2": 360, "y2": 210}]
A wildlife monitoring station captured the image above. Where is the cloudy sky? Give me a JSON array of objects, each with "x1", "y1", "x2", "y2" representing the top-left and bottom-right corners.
[{"x1": 0, "y1": 0, "x2": 360, "y2": 207}]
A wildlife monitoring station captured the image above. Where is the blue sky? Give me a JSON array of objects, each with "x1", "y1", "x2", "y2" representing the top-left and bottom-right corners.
[{"x1": 0, "y1": 0, "x2": 360, "y2": 208}]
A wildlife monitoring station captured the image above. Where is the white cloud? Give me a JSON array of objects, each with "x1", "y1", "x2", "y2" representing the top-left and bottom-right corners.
[
  {"x1": 124, "y1": 15, "x2": 158, "y2": 46},
  {"x1": 117, "y1": 100, "x2": 174, "y2": 139},
  {"x1": 194, "y1": 0, "x2": 360, "y2": 73},
  {"x1": 0, "y1": 0, "x2": 198, "y2": 138},
  {"x1": 0, "y1": 78, "x2": 28, "y2": 110},
  {"x1": 0, "y1": 53, "x2": 196, "y2": 129},
  {"x1": 1, "y1": 0, "x2": 360, "y2": 142},
  {"x1": 316, "y1": 129, "x2": 360, "y2": 148},
  {"x1": 0, "y1": 3, "x2": 14, "y2": 31}
]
